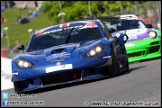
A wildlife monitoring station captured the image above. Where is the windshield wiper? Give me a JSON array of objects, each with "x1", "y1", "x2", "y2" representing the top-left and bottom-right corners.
[{"x1": 64, "y1": 27, "x2": 75, "y2": 44}]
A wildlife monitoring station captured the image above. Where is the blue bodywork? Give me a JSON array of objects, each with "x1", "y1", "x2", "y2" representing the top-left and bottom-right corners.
[{"x1": 12, "y1": 20, "x2": 128, "y2": 92}]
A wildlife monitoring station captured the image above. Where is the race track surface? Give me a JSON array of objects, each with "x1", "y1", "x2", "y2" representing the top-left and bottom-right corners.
[{"x1": 1, "y1": 58, "x2": 161, "y2": 107}]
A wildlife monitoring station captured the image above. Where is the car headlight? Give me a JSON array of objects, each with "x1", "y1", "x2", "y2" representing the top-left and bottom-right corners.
[
  {"x1": 16, "y1": 59, "x2": 34, "y2": 68},
  {"x1": 148, "y1": 31, "x2": 157, "y2": 38},
  {"x1": 85, "y1": 44, "x2": 104, "y2": 57}
]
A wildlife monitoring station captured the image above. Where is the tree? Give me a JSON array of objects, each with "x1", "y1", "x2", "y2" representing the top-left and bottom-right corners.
[{"x1": 42, "y1": 1, "x2": 148, "y2": 24}]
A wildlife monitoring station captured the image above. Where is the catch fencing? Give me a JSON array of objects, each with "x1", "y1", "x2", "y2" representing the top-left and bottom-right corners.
[{"x1": 105, "y1": 1, "x2": 161, "y2": 29}]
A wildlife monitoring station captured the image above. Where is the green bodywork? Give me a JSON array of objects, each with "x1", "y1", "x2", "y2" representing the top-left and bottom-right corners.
[{"x1": 125, "y1": 30, "x2": 161, "y2": 62}]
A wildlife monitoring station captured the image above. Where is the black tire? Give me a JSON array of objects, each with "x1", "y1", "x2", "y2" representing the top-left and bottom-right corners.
[
  {"x1": 123, "y1": 47, "x2": 129, "y2": 73},
  {"x1": 125, "y1": 60, "x2": 129, "y2": 73},
  {"x1": 13, "y1": 82, "x2": 20, "y2": 93},
  {"x1": 108, "y1": 43, "x2": 120, "y2": 77}
]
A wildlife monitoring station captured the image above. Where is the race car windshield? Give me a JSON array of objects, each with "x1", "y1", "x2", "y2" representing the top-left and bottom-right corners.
[
  {"x1": 105, "y1": 20, "x2": 147, "y2": 31},
  {"x1": 27, "y1": 26, "x2": 102, "y2": 52}
]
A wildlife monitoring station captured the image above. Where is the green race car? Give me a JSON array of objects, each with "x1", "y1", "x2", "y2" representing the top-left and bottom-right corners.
[{"x1": 100, "y1": 15, "x2": 161, "y2": 62}]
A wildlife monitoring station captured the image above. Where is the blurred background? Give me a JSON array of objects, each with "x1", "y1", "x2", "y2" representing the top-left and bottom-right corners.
[{"x1": 1, "y1": 1, "x2": 161, "y2": 59}]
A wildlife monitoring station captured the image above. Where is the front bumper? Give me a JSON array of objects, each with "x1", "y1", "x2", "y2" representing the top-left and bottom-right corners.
[
  {"x1": 125, "y1": 36, "x2": 161, "y2": 62},
  {"x1": 12, "y1": 56, "x2": 112, "y2": 92}
]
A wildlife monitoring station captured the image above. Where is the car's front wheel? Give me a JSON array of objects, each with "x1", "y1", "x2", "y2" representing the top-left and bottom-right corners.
[
  {"x1": 123, "y1": 47, "x2": 129, "y2": 73},
  {"x1": 108, "y1": 43, "x2": 119, "y2": 77}
]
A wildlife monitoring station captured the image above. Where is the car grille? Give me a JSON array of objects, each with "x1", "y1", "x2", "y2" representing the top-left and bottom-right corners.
[
  {"x1": 149, "y1": 41, "x2": 160, "y2": 54},
  {"x1": 128, "y1": 51, "x2": 145, "y2": 58},
  {"x1": 150, "y1": 41, "x2": 159, "y2": 46},
  {"x1": 149, "y1": 46, "x2": 160, "y2": 54},
  {"x1": 40, "y1": 70, "x2": 82, "y2": 85}
]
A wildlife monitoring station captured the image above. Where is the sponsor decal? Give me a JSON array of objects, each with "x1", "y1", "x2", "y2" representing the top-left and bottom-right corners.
[
  {"x1": 121, "y1": 16, "x2": 140, "y2": 20},
  {"x1": 125, "y1": 28, "x2": 148, "y2": 40},
  {"x1": 46, "y1": 64, "x2": 73, "y2": 73},
  {"x1": 125, "y1": 42, "x2": 135, "y2": 47},
  {"x1": 128, "y1": 35, "x2": 138, "y2": 40},
  {"x1": 54, "y1": 59, "x2": 65, "y2": 62},
  {"x1": 60, "y1": 23, "x2": 70, "y2": 28},
  {"x1": 35, "y1": 22, "x2": 98, "y2": 37},
  {"x1": 42, "y1": 28, "x2": 63, "y2": 36},
  {"x1": 126, "y1": 28, "x2": 147, "y2": 36},
  {"x1": 103, "y1": 56, "x2": 111, "y2": 59},
  {"x1": 37, "y1": 25, "x2": 83, "y2": 37},
  {"x1": 81, "y1": 23, "x2": 97, "y2": 29},
  {"x1": 46, "y1": 52, "x2": 70, "y2": 60},
  {"x1": 12, "y1": 72, "x2": 19, "y2": 75},
  {"x1": 35, "y1": 26, "x2": 52, "y2": 36}
]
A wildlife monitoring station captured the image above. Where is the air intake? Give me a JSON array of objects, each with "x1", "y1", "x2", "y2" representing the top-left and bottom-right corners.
[{"x1": 51, "y1": 48, "x2": 65, "y2": 54}]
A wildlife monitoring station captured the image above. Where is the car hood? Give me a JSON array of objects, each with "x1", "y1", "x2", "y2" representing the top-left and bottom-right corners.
[
  {"x1": 14, "y1": 39, "x2": 102, "y2": 63},
  {"x1": 118, "y1": 28, "x2": 152, "y2": 42}
]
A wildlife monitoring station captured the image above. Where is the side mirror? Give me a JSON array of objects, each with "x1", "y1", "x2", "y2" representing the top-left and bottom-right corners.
[
  {"x1": 123, "y1": 34, "x2": 129, "y2": 44},
  {"x1": 17, "y1": 44, "x2": 25, "y2": 50},
  {"x1": 146, "y1": 24, "x2": 153, "y2": 28},
  {"x1": 109, "y1": 28, "x2": 116, "y2": 33}
]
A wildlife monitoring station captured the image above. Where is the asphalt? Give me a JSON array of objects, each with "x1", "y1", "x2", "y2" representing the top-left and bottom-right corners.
[{"x1": 1, "y1": 58, "x2": 161, "y2": 107}]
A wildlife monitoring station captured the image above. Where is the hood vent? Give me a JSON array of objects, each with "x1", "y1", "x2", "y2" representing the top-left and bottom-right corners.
[{"x1": 51, "y1": 48, "x2": 65, "y2": 54}]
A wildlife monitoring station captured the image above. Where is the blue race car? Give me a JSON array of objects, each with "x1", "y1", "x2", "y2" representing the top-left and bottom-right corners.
[{"x1": 12, "y1": 19, "x2": 129, "y2": 93}]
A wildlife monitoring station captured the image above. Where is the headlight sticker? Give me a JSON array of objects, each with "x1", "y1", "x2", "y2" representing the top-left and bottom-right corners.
[
  {"x1": 103, "y1": 56, "x2": 111, "y2": 59},
  {"x1": 12, "y1": 72, "x2": 19, "y2": 75}
]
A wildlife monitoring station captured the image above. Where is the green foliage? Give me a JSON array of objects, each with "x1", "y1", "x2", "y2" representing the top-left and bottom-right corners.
[
  {"x1": 42, "y1": 1, "x2": 147, "y2": 24},
  {"x1": 121, "y1": 1, "x2": 131, "y2": 9},
  {"x1": 42, "y1": 1, "x2": 89, "y2": 23}
]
